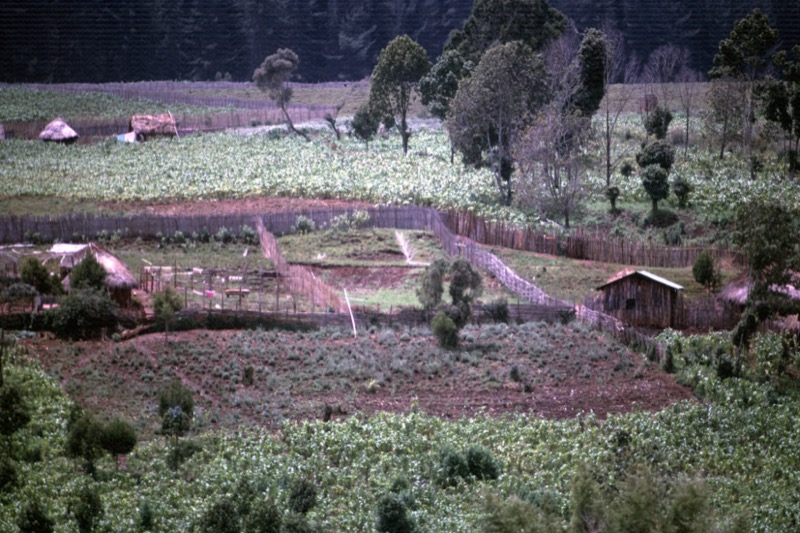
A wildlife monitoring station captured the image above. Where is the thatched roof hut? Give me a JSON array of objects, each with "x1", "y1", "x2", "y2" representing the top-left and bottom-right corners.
[
  {"x1": 719, "y1": 276, "x2": 800, "y2": 306},
  {"x1": 51, "y1": 243, "x2": 139, "y2": 307},
  {"x1": 39, "y1": 117, "x2": 79, "y2": 144},
  {"x1": 130, "y1": 113, "x2": 178, "y2": 141}
]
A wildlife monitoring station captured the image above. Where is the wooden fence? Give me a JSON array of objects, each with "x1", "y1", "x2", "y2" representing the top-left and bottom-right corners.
[{"x1": 446, "y1": 210, "x2": 738, "y2": 268}]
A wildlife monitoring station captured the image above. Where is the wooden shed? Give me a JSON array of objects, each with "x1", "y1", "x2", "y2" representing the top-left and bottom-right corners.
[
  {"x1": 596, "y1": 269, "x2": 683, "y2": 328},
  {"x1": 51, "y1": 243, "x2": 139, "y2": 308}
]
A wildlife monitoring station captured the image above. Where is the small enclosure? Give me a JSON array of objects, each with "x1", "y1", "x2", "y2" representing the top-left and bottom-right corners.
[{"x1": 597, "y1": 269, "x2": 683, "y2": 328}]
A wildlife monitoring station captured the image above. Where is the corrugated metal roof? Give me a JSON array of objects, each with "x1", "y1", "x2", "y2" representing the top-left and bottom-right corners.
[{"x1": 597, "y1": 269, "x2": 683, "y2": 291}]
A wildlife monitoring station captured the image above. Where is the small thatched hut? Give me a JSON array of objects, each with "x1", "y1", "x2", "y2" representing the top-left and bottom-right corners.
[
  {"x1": 51, "y1": 243, "x2": 139, "y2": 307},
  {"x1": 719, "y1": 276, "x2": 800, "y2": 307},
  {"x1": 39, "y1": 117, "x2": 79, "y2": 144},
  {"x1": 130, "y1": 113, "x2": 178, "y2": 141},
  {"x1": 597, "y1": 269, "x2": 684, "y2": 328}
]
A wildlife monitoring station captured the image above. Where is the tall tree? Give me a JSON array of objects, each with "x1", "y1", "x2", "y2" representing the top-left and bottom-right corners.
[
  {"x1": 253, "y1": 48, "x2": 309, "y2": 141},
  {"x1": 368, "y1": 35, "x2": 431, "y2": 154},
  {"x1": 764, "y1": 45, "x2": 800, "y2": 179},
  {"x1": 710, "y1": 9, "x2": 779, "y2": 179},
  {"x1": 447, "y1": 42, "x2": 549, "y2": 206},
  {"x1": 676, "y1": 65, "x2": 703, "y2": 157}
]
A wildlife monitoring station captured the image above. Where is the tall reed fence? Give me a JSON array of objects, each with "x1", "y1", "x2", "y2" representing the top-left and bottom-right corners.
[
  {"x1": 446, "y1": 210, "x2": 738, "y2": 268},
  {"x1": 255, "y1": 217, "x2": 348, "y2": 314}
]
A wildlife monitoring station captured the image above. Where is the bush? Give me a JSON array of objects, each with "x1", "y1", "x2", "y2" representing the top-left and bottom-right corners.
[
  {"x1": 243, "y1": 365, "x2": 255, "y2": 387},
  {"x1": 66, "y1": 412, "x2": 104, "y2": 475},
  {"x1": 215, "y1": 226, "x2": 234, "y2": 244},
  {"x1": 643, "y1": 209, "x2": 678, "y2": 228},
  {"x1": 376, "y1": 493, "x2": 416, "y2": 533},
  {"x1": 100, "y1": 417, "x2": 137, "y2": 457},
  {"x1": 74, "y1": 483, "x2": 104, "y2": 533},
  {"x1": 436, "y1": 447, "x2": 469, "y2": 487},
  {"x1": 139, "y1": 499, "x2": 155, "y2": 531},
  {"x1": 18, "y1": 500, "x2": 54, "y2": 533},
  {"x1": 636, "y1": 141, "x2": 675, "y2": 171},
  {"x1": 159, "y1": 380, "x2": 194, "y2": 440},
  {"x1": 416, "y1": 259, "x2": 447, "y2": 310},
  {"x1": 70, "y1": 254, "x2": 107, "y2": 291},
  {"x1": 20, "y1": 257, "x2": 62, "y2": 295},
  {"x1": 0, "y1": 382, "x2": 31, "y2": 440},
  {"x1": 644, "y1": 107, "x2": 673, "y2": 139},
  {"x1": 431, "y1": 311, "x2": 458, "y2": 349},
  {"x1": 288, "y1": 478, "x2": 318, "y2": 515},
  {"x1": 484, "y1": 298, "x2": 509, "y2": 323},
  {"x1": 48, "y1": 288, "x2": 117, "y2": 339},
  {"x1": 199, "y1": 498, "x2": 240, "y2": 533},
  {"x1": 281, "y1": 512, "x2": 316, "y2": 533},
  {"x1": 0, "y1": 456, "x2": 17, "y2": 492},
  {"x1": 1, "y1": 283, "x2": 38, "y2": 309},
  {"x1": 243, "y1": 498, "x2": 281, "y2": 533},
  {"x1": 672, "y1": 175, "x2": 693, "y2": 208},
  {"x1": 240, "y1": 224, "x2": 258, "y2": 244},
  {"x1": 692, "y1": 252, "x2": 720, "y2": 292},
  {"x1": 466, "y1": 445, "x2": 501, "y2": 480},
  {"x1": 292, "y1": 215, "x2": 316, "y2": 235}
]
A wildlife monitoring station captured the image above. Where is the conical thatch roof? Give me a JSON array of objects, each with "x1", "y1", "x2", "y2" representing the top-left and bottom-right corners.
[
  {"x1": 51, "y1": 243, "x2": 138, "y2": 290},
  {"x1": 39, "y1": 117, "x2": 78, "y2": 143}
]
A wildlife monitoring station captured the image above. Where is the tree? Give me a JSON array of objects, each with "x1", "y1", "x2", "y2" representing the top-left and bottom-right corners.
[
  {"x1": 376, "y1": 493, "x2": 415, "y2": 533},
  {"x1": 644, "y1": 43, "x2": 691, "y2": 112},
  {"x1": 641, "y1": 166, "x2": 670, "y2": 212},
  {"x1": 199, "y1": 498, "x2": 240, "y2": 533},
  {"x1": 152, "y1": 286, "x2": 183, "y2": 341},
  {"x1": 99, "y1": 417, "x2": 137, "y2": 468},
  {"x1": 644, "y1": 107, "x2": 673, "y2": 140},
  {"x1": 447, "y1": 42, "x2": 549, "y2": 205},
  {"x1": 636, "y1": 141, "x2": 675, "y2": 171},
  {"x1": 18, "y1": 499, "x2": 55, "y2": 533},
  {"x1": 158, "y1": 380, "x2": 194, "y2": 447},
  {"x1": 70, "y1": 254, "x2": 107, "y2": 292},
  {"x1": 49, "y1": 288, "x2": 117, "y2": 340},
  {"x1": 764, "y1": 45, "x2": 800, "y2": 178},
  {"x1": 569, "y1": 28, "x2": 607, "y2": 118},
  {"x1": 416, "y1": 259, "x2": 448, "y2": 311},
  {"x1": 419, "y1": 49, "x2": 473, "y2": 121},
  {"x1": 710, "y1": 9, "x2": 779, "y2": 179},
  {"x1": 516, "y1": 108, "x2": 590, "y2": 228},
  {"x1": 74, "y1": 483, "x2": 103, "y2": 533},
  {"x1": 676, "y1": 66, "x2": 703, "y2": 156},
  {"x1": 445, "y1": 0, "x2": 567, "y2": 64},
  {"x1": 253, "y1": 48, "x2": 309, "y2": 141},
  {"x1": 350, "y1": 104, "x2": 380, "y2": 149},
  {"x1": 20, "y1": 257, "x2": 62, "y2": 295},
  {"x1": 693, "y1": 251, "x2": 721, "y2": 293},
  {"x1": 731, "y1": 201, "x2": 800, "y2": 370},
  {"x1": 66, "y1": 412, "x2": 105, "y2": 476},
  {"x1": 703, "y1": 77, "x2": 745, "y2": 159},
  {"x1": 368, "y1": 35, "x2": 431, "y2": 154}
]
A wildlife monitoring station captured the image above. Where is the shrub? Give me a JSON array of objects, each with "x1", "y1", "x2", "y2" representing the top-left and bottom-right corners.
[
  {"x1": 70, "y1": 254, "x2": 107, "y2": 291},
  {"x1": 436, "y1": 446, "x2": 469, "y2": 487},
  {"x1": 416, "y1": 259, "x2": 447, "y2": 310},
  {"x1": 99, "y1": 417, "x2": 137, "y2": 458},
  {"x1": 0, "y1": 382, "x2": 31, "y2": 440},
  {"x1": 376, "y1": 493, "x2": 416, "y2": 533},
  {"x1": 672, "y1": 175, "x2": 693, "y2": 208},
  {"x1": 281, "y1": 512, "x2": 316, "y2": 533},
  {"x1": 243, "y1": 365, "x2": 255, "y2": 387},
  {"x1": 240, "y1": 224, "x2": 258, "y2": 244},
  {"x1": 481, "y1": 491, "x2": 559, "y2": 533},
  {"x1": 643, "y1": 209, "x2": 678, "y2": 228},
  {"x1": 139, "y1": 499, "x2": 155, "y2": 531},
  {"x1": 1, "y1": 283, "x2": 38, "y2": 309},
  {"x1": 199, "y1": 498, "x2": 240, "y2": 533},
  {"x1": 466, "y1": 445, "x2": 501, "y2": 480},
  {"x1": 74, "y1": 483, "x2": 103, "y2": 533},
  {"x1": 292, "y1": 215, "x2": 316, "y2": 235},
  {"x1": 431, "y1": 311, "x2": 458, "y2": 349},
  {"x1": 644, "y1": 107, "x2": 673, "y2": 139},
  {"x1": 48, "y1": 288, "x2": 117, "y2": 339},
  {"x1": 20, "y1": 257, "x2": 62, "y2": 295},
  {"x1": 243, "y1": 498, "x2": 281, "y2": 533},
  {"x1": 18, "y1": 499, "x2": 55, "y2": 533},
  {"x1": 0, "y1": 456, "x2": 17, "y2": 492},
  {"x1": 288, "y1": 478, "x2": 318, "y2": 515},
  {"x1": 159, "y1": 380, "x2": 194, "y2": 441},
  {"x1": 641, "y1": 165, "x2": 670, "y2": 212},
  {"x1": 636, "y1": 141, "x2": 675, "y2": 171},
  {"x1": 662, "y1": 224, "x2": 683, "y2": 246},
  {"x1": 692, "y1": 252, "x2": 720, "y2": 292},
  {"x1": 484, "y1": 298, "x2": 509, "y2": 323},
  {"x1": 215, "y1": 226, "x2": 234, "y2": 244},
  {"x1": 66, "y1": 412, "x2": 104, "y2": 475}
]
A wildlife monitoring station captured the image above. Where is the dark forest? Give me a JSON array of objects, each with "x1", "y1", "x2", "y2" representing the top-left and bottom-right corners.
[{"x1": 1, "y1": 0, "x2": 799, "y2": 83}]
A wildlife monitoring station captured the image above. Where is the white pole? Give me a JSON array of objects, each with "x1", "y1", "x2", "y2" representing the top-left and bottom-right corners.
[{"x1": 344, "y1": 288, "x2": 357, "y2": 338}]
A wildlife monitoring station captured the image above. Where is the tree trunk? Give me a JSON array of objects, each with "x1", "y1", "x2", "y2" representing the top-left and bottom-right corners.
[
  {"x1": 400, "y1": 111, "x2": 409, "y2": 154},
  {"x1": 281, "y1": 104, "x2": 310, "y2": 142}
]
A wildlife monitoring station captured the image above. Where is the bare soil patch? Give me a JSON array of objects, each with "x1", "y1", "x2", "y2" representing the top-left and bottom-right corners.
[{"x1": 108, "y1": 196, "x2": 373, "y2": 217}]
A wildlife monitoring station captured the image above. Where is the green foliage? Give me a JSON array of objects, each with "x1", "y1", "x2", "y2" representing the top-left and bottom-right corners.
[
  {"x1": 571, "y1": 28, "x2": 607, "y2": 118},
  {"x1": 369, "y1": 35, "x2": 431, "y2": 154},
  {"x1": 481, "y1": 492, "x2": 558, "y2": 533},
  {"x1": 329, "y1": 210, "x2": 371, "y2": 232},
  {"x1": 243, "y1": 498, "x2": 281, "y2": 533},
  {"x1": 449, "y1": 259, "x2": 483, "y2": 307},
  {"x1": 483, "y1": 298, "x2": 509, "y2": 324},
  {"x1": 70, "y1": 254, "x2": 107, "y2": 291},
  {"x1": 752, "y1": 331, "x2": 793, "y2": 381},
  {"x1": 416, "y1": 259, "x2": 448, "y2": 310},
  {"x1": 66, "y1": 412, "x2": 104, "y2": 475},
  {"x1": 1, "y1": 283, "x2": 38, "y2": 307},
  {"x1": 152, "y1": 286, "x2": 183, "y2": 329},
  {"x1": 292, "y1": 215, "x2": 316, "y2": 235},
  {"x1": 158, "y1": 380, "x2": 194, "y2": 440},
  {"x1": 569, "y1": 465, "x2": 604, "y2": 533},
  {"x1": 17, "y1": 499, "x2": 54, "y2": 533},
  {"x1": 645, "y1": 107, "x2": 674, "y2": 140},
  {"x1": 74, "y1": 483, "x2": 103, "y2": 533},
  {"x1": 199, "y1": 497, "x2": 240, "y2": 533},
  {"x1": 606, "y1": 468, "x2": 662, "y2": 533},
  {"x1": 419, "y1": 50, "x2": 473, "y2": 120},
  {"x1": 672, "y1": 175, "x2": 693, "y2": 208},
  {"x1": 138, "y1": 499, "x2": 155, "y2": 531},
  {"x1": 48, "y1": 288, "x2": 117, "y2": 339},
  {"x1": 641, "y1": 165, "x2": 670, "y2": 212},
  {"x1": 351, "y1": 104, "x2": 380, "y2": 148},
  {"x1": 99, "y1": 417, "x2": 137, "y2": 458},
  {"x1": 665, "y1": 481, "x2": 710, "y2": 533},
  {"x1": 446, "y1": 0, "x2": 567, "y2": 63},
  {"x1": 431, "y1": 311, "x2": 458, "y2": 349},
  {"x1": 376, "y1": 493, "x2": 416, "y2": 533},
  {"x1": 636, "y1": 141, "x2": 675, "y2": 171},
  {"x1": 253, "y1": 48, "x2": 299, "y2": 110},
  {"x1": 466, "y1": 445, "x2": 500, "y2": 480},
  {"x1": 281, "y1": 512, "x2": 315, "y2": 533},
  {"x1": 288, "y1": 478, "x2": 318, "y2": 515},
  {"x1": 20, "y1": 257, "x2": 62, "y2": 295},
  {"x1": 436, "y1": 446, "x2": 470, "y2": 487},
  {"x1": 692, "y1": 252, "x2": 720, "y2": 292},
  {"x1": 710, "y1": 8, "x2": 779, "y2": 80},
  {"x1": 0, "y1": 456, "x2": 17, "y2": 493},
  {"x1": 0, "y1": 382, "x2": 31, "y2": 441}
]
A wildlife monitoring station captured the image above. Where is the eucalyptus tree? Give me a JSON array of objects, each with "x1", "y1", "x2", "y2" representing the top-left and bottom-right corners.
[{"x1": 368, "y1": 35, "x2": 431, "y2": 154}]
